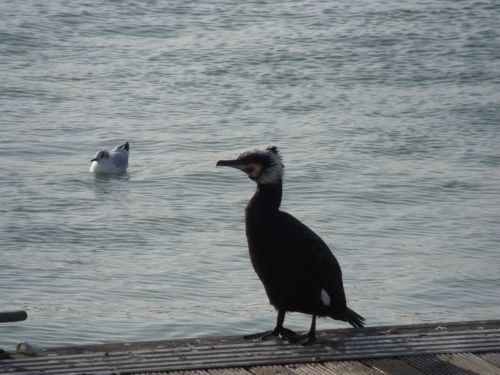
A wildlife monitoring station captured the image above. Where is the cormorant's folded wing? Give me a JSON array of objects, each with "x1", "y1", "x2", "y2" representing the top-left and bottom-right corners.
[
  {"x1": 277, "y1": 211, "x2": 348, "y2": 309},
  {"x1": 306, "y1": 234, "x2": 348, "y2": 309}
]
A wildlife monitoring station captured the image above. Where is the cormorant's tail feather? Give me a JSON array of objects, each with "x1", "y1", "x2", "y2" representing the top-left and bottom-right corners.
[
  {"x1": 331, "y1": 308, "x2": 365, "y2": 328},
  {"x1": 345, "y1": 307, "x2": 365, "y2": 328}
]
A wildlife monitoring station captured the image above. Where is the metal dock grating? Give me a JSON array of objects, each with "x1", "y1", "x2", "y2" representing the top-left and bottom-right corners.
[{"x1": 1, "y1": 320, "x2": 499, "y2": 374}]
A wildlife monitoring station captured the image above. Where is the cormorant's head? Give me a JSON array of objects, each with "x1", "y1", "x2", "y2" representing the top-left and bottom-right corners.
[
  {"x1": 90, "y1": 150, "x2": 110, "y2": 163},
  {"x1": 217, "y1": 146, "x2": 284, "y2": 185}
]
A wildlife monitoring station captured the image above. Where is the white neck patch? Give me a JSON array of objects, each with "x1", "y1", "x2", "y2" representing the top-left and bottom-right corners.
[{"x1": 257, "y1": 152, "x2": 284, "y2": 185}]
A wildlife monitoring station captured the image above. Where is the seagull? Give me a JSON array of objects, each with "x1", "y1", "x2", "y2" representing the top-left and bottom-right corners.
[{"x1": 90, "y1": 142, "x2": 129, "y2": 174}]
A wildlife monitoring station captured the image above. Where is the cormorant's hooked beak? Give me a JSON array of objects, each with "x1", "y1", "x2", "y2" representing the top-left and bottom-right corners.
[{"x1": 216, "y1": 159, "x2": 244, "y2": 169}]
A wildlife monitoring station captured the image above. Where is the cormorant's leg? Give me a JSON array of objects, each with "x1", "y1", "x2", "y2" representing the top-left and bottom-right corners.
[
  {"x1": 244, "y1": 309, "x2": 298, "y2": 341},
  {"x1": 289, "y1": 315, "x2": 317, "y2": 345}
]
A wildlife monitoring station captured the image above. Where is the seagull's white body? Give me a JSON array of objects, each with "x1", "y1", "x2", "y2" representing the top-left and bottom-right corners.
[{"x1": 90, "y1": 142, "x2": 129, "y2": 174}]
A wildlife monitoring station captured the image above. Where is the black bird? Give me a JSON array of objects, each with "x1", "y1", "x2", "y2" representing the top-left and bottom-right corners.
[{"x1": 217, "y1": 146, "x2": 365, "y2": 344}]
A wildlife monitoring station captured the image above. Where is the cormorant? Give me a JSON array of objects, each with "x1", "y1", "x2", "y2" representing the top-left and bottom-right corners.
[
  {"x1": 217, "y1": 146, "x2": 365, "y2": 344},
  {"x1": 90, "y1": 142, "x2": 129, "y2": 174}
]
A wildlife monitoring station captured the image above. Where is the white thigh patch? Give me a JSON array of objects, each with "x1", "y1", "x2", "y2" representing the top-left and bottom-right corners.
[{"x1": 320, "y1": 288, "x2": 331, "y2": 306}]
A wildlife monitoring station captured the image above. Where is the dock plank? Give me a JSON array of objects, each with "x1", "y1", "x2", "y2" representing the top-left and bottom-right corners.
[
  {"x1": 286, "y1": 363, "x2": 337, "y2": 375},
  {"x1": 402, "y1": 354, "x2": 495, "y2": 375},
  {"x1": 149, "y1": 371, "x2": 210, "y2": 375},
  {"x1": 321, "y1": 361, "x2": 381, "y2": 374},
  {"x1": 363, "y1": 358, "x2": 428, "y2": 375},
  {"x1": 248, "y1": 365, "x2": 301, "y2": 374},
  {"x1": 206, "y1": 368, "x2": 254, "y2": 375},
  {"x1": 481, "y1": 353, "x2": 500, "y2": 369},
  {"x1": 436, "y1": 353, "x2": 500, "y2": 375}
]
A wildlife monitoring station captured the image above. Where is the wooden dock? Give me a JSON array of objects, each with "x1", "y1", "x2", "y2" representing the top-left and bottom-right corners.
[{"x1": 1, "y1": 320, "x2": 500, "y2": 374}]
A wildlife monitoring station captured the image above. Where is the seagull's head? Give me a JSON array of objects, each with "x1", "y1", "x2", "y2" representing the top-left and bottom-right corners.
[
  {"x1": 91, "y1": 150, "x2": 110, "y2": 163},
  {"x1": 217, "y1": 146, "x2": 284, "y2": 185}
]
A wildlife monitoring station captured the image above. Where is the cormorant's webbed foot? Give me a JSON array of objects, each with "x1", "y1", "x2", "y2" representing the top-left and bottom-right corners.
[
  {"x1": 244, "y1": 329, "x2": 276, "y2": 340},
  {"x1": 288, "y1": 330, "x2": 316, "y2": 346},
  {"x1": 244, "y1": 327, "x2": 298, "y2": 341},
  {"x1": 288, "y1": 315, "x2": 317, "y2": 345}
]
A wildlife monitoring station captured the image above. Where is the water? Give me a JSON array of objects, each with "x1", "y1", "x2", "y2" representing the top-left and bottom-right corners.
[{"x1": 1, "y1": 0, "x2": 499, "y2": 349}]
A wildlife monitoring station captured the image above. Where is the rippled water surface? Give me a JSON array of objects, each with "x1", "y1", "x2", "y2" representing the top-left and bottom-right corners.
[{"x1": 1, "y1": 0, "x2": 499, "y2": 349}]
